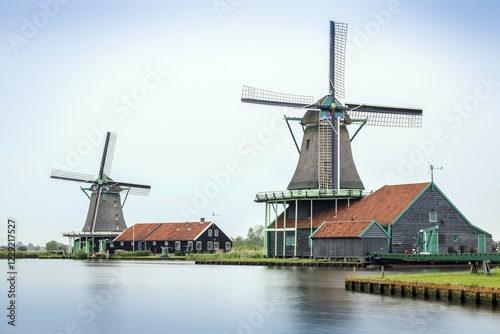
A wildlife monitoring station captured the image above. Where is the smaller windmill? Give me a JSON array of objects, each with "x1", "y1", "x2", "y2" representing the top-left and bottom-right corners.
[{"x1": 51, "y1": 132, "x2": 150, "y2": 251}]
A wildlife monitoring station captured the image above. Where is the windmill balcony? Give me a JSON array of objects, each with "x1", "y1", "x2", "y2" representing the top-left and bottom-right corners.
[{"x1": 254, "y1": 189, "x2": 372, "y2": 202}]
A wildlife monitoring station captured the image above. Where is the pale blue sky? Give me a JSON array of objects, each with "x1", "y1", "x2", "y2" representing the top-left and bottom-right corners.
[{"x1": 1, "y1": 0, "x2": 500, "y2": 246}]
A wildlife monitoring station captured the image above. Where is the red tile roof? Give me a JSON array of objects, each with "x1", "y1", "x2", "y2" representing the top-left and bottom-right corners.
[
  {"x1": 268, "y1": 183, "x2": 429, "y2": 229},
  {"x1": 312, "y1": 221, "x2": 374, "y2": 238},
  {"x1": 114, "y1": 221, "x2": 212, "y2": 242},
  {"x1": 114, "y1": 223, "x2": 162, "y2": 241},
  {"x1": 331, "y1": 183, "x2": 429, "y2": 226}
]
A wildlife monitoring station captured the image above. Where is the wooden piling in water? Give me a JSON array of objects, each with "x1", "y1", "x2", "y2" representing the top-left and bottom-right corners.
[{"x1": 345, "y1": 277, "x2": 499, "y2": 306}]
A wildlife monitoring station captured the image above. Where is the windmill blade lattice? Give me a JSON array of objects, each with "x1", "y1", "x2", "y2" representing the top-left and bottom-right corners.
[
  {"x1": 50, "y1": 169, "x2": 95, "y2": 183},
  {"x1": 345, "y1": 104, "x2": 422, "y2": 128},
  {"x1": 330, "y1": 21, "x2": 348, "y2": 99},
  {"x1": 103, "y1": 132, "x2": 117, "y2": 177},
  {"x1": 109, "y1": 181, "x2": 151, "y2": 196},
  {"x1": 125, "y1": 187, "x2": 151, "y2": 196},
  {"x1": 241, "y1": 85, "x2": 314, "y2": 108}
]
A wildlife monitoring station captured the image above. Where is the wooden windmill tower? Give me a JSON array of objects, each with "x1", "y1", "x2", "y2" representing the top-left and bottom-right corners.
[
  {"x1": 51, "y1": 132, "x2": 150, "y2": 253},
  {"x1": 241, "y1": 21, "x2": 423, "y2": 258}
]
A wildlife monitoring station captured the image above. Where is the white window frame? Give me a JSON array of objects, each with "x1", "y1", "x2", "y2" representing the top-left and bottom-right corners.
[
  {"x1": 214, "y1": 241, "x2": 219, "y2": 250},
  {"x1": 225, "y1": 242, "x2": 231, "y2": 251},
  {"x1": 429, "y1": 210, "x2": 437, "y2": 223},
  {"x1": 214, "y1": 229, "x2": 219, "y2": 237},
  {"x1": 152, "y1": 241, "x2": 156, "y2": 246},
  {"x1": 120, "y1": 241, "x2": 124, "y2": 246},
  {"x1": 285, "y1": 235, "x2": 296, "y2": 246},
  {"x1": 208, "y1": 229, "x2": 212, "y2": 237},
  {"x1": 175, "y1": 241, "x2": 181, "y2": 251},
  {"x1": 196, "y1": 241, "x2": 202, "y2": 251},
  {"x1": 207, "y1": 241, "x2": 213, "y2": 251}
]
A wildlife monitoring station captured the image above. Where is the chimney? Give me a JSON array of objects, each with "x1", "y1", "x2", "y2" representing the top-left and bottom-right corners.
[{"x1": 200, "y1": 218, "x2": 205, "y2": 223}]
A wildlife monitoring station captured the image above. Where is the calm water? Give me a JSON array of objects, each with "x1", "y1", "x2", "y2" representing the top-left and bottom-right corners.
[{"x1": 2, "y1": 259, "x2": 498, "y2": 334}]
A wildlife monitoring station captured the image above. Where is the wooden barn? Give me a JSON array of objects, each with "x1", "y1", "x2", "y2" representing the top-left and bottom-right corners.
[
  {"x1": 310, "y1": 221, "x2": 389, "y2": 258},
  {"x1": 321, "y1": 182, "x2": 492, "y2": 255},
  {"x1": 111, "y1": 219, "x2": 232, "y2": 254},
  {"x1": 264, "y1": 182, "x2": 492, "y2": 258}
]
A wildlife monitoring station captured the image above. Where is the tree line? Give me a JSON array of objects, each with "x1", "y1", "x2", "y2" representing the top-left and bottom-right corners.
[{"x1": 232, "y1": 225, "x2": 264, "y2": 248}]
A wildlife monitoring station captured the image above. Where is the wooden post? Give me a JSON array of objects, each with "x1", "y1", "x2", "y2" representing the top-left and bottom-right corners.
[
  {"x1": 353, "y1": 267, "x2": 356, "y2": 277},
  {"x1": 381, "y1": 266, "x2": 385, "y2": 278}
]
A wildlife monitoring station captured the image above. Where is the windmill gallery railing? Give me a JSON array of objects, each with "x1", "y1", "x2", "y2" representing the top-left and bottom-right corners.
[{"x1": 254, "y1": 188, "x2": 372, "y2": 202}]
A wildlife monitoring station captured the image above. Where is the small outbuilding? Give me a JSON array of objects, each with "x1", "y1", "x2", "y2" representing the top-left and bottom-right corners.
[
  {"x1": 112, "y1": 220, "x2": 232, "y2": 254},
  {"x1": 310, "y1": 220, "x2": 389, "y2": 258}
]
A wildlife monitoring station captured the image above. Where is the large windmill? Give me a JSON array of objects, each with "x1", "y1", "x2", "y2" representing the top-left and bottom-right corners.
[
  {"x1": 51, "y1": 132, "x2": 150, "y2": 253},
  {"x1": 242, "y1": 21, "x2": 422, "y2": 191},
  {"x1": 242, "y1": 21, "x2": 423, "y2": 258}
]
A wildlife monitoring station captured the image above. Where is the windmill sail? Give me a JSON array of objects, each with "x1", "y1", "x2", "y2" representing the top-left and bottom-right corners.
[
  {"x1": 103, "y1": 132, "x2": 117, "y2": 176},
  {"x1": 330, "y1": 21, "x2": 347, "y2": 98},
  {"x1": 345, "y1": 104, "x2": 422, "y2": 127},
  {"x1": 241, "y1": 85, "x2": 314, "y2": 108},
  {"x1": 50, "y1": 169, "x2": 95, "y2": 183}
]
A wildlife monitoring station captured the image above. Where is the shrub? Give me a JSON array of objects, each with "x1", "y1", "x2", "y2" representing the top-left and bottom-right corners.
[
  {"x1": 174, "y1": 250, "x2": 182, "y2": 256},
  {"x1": 135, "y1": 250, "x2": 151, "y2": 256},
  {"x1": 117, "y1": 250, "x2": 151, "y2": 257},
  {"x1": 74, "y1": 250, "x2": 87, "y2": 260}
]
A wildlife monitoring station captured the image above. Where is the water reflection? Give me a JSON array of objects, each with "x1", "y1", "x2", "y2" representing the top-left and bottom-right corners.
[{"x1": 5, "y1": 260, "x2": 498, "y2": 334}]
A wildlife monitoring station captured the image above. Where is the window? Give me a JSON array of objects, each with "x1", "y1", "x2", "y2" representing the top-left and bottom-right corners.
[
  {"x1": 208, "y1": 241, "x2": 213, "y2": 251},
  {"x1": 120, "y1": 241, "x2": 124, "y2": 246},
  {"x1": 152, "y1": 241, "x2": 156, "y2": 246},
  {"x1": 196, "y1": 241, "x2": 202, "y2": 251},
  {"x1": 208, "y1": 229, "x2": 212, "y2": 237},
  {"x1": 214, "y1": 229, "x2": 219, "y2": 237},
  {"x1": 110, "y1": 243, "x2": 114, "y2": 248},
  {"x1": 429, "y1": 209, "x2": 437, "y2": 223},
  {"x1": 131, "y1": 242, "x2": 134, "y2": 246},
  {"x1": 115, "y1": 214, "x2": 119, "y2": 221},
  {"x1": 452, "y1": 235, "x2": 459, "y2": 242},
  {"x1": 214, "y1": 242, "x2": 219, "y2": 250},
  {"x1": 306, "y1": 139, "x2": 310, "y2": 150},
  {"x1": 285, "y1": 235, "x2": 296, "y2": 246},
  {"x1": 175, "y1": 241, "x2": 181, "y2": 251},
  {"x1": 225, "y1": 242, "x2": 232, "y2": 251}
]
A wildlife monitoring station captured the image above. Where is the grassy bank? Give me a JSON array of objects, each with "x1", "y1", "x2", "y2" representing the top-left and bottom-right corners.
[
  {"x1": 365, "y1": 267, "x2": 500, "y2": 288},
  {"x1": 0, "y1": 251, "x2": 63, "y2": 259},
  {"x1": 186, "y1": 246, "x2": 264, "y2": 260}
]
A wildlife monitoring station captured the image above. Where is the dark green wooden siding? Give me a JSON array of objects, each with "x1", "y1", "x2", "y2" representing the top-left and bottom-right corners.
[{"x1": 391, "y1": 186, "x2": 492, "y2": 253}]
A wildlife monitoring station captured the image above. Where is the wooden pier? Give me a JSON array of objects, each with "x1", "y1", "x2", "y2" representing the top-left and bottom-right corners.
[
  {"x1": 345, "y1": 277, "x2": 499, "y2": 306},
  {"x1": 195, "y1": 259, "x2": 364, "y2": 267}
]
